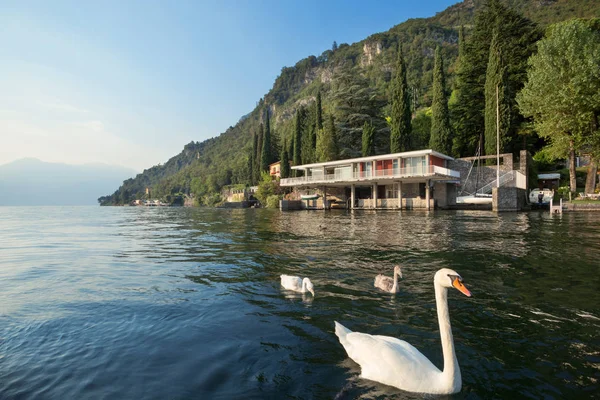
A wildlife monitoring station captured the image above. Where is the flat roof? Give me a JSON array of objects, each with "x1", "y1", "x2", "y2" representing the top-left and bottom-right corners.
[
  {"x1": 291, "y1": 149, "x2": 453, "y2": 170},
  {"x1": 538, "y1": 173, "x2": 560, "y2": 180}
]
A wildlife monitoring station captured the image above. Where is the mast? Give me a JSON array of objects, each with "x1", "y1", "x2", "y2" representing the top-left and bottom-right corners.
[{"x1": 496, "y1": 84, "x2": 500, "y2": 188}]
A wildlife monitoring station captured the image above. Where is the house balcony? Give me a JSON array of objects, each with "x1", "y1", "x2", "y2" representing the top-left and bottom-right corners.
[{"x1": 280, "y1": 165, "x2": 460, "y2": 187}]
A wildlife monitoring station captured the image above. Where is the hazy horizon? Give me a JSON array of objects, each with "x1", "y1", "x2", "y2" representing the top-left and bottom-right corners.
[{"x1": 0, "y1": 157, "x2": 137, "y2": 206}]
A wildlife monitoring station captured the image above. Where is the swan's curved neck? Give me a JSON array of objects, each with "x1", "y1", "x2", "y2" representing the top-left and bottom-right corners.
[
  {"x1": 434, "y1": 282, "x2": 461, "y2": 389},
  {"x1": 301, "y1": 279, "x2": 308, "y2": 293},
  {"x1": 391, "y1": 270, "x2": 399, "y2": 292}
]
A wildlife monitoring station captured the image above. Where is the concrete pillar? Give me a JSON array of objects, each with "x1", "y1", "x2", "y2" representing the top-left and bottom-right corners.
[
  {"x1": 373, "y1": 182, "x2": 378, "y2": 209},
  {"x1": 351, "y1": 184, "x2": 355, "y2": 210},
  {"x1": 323, "y1": 186, "x2": 327, "y2": 210},
  {"x1": 398, "y1": 181, "x2": 403, "y2": 209},
  {"x1": 426, "y1": 179, "x2": 431, "y2": 210},
  {"x1": 372, "y1": 161, "x2": 376, "y2": 178}
]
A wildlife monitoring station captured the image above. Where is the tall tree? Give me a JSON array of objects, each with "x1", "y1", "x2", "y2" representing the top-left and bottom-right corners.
[
  {"x1": 302, "y1": 121, "x2": 316, "y2": 165},
  {"x1": 317, "y1": 114, "x2": 339, "y2": 162},
  {"x1": 316, "y1": 90, "x2": 323, "y2": 131},
  {"x1": 250, "y1": 132, "x2": 258, "y2": 184},
  {"x1": 255, "y1": 125, "x2": 263, "y2": 183},
  {"x1": 293, "y1": 107, "x2": 306, "y2": 173},
  {"x1": 484, "y1": 31, "x2": 511, "y2": 157},
  {"x1": 451, "y1": 25, "x2": 472, "y2": 156},
  {"x1": 280, "y1": 141, "x2": 291, "y2": 179},
  {"x1": 260, "y1": 109, "x2": 273, "y2": 172},
  {"x1": 517, "y1": 19, "x2": 600, "y2": 193},
  {"x1": 249, "y1": 150, "x2": 255, "y2": 185},
  {"x1": 390, "y1": 45, "x2": 412, "y2": 153},
  {"x1": 429, "y1": 46, "x2": 453, "y2": 154},
  {"x1": 453, "y1": 0, "x2": 539, "y2": 157},
  {"x1": 362, "y1": 121, "x2": 375, "y2": 157},
  {"x1": 332, "y1": 67, "x2": 387, "y2": 158}
]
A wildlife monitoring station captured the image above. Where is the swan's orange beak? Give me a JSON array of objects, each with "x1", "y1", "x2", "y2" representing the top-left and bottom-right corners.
[{"x1": 453, "y1": 279, "x2": 472, "y2": 297}]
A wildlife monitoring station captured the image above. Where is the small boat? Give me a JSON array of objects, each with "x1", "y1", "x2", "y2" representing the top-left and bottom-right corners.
[
  {"x1": 456, "y1": 194, "x2": 493, "y2": 204},
  {"x1": 301, "y1": 194, "x2": 320, "y2": 200},
  {"x1": 529, "y1": 188, "x2": 554, "y2": 206}
]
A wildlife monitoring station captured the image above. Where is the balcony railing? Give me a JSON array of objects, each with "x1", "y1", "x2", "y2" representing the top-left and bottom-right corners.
[{"x1": 280, "y1": 165, "x2": 459, "y2": 186}]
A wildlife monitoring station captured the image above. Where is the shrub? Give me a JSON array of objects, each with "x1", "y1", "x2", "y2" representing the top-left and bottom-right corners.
[
  {"x1": 266, "y1": 195, "x2": 281, "y2": 209},
  {"x1": 256, "y1": 171, "x2": 283, "y2": 205}
]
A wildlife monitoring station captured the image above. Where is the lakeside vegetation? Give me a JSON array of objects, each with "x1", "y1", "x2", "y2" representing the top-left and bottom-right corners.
[{"x1": 99, "y1": 0, "x2": 600, "y2": 207}]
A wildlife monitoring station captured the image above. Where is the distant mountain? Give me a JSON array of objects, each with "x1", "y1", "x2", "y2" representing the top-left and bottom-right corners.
[
  {"x1": 100, "y1": 0, "x2": 600, "y2": 205},
  {"x1": 0, "y1": 158, "x2": 137, "y2": 206}
]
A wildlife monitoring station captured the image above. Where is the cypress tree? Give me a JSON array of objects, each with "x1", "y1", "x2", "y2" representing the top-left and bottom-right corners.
[
  {"x1": 260, "y1": 110, "x2": 272, "y2": 172},
  {"x1": 316, "y1": 90, "x2": 323, "y2": 131},
  {"x1": 429, "y1": 46, "x2": 453, "y2": 154},
  {"x1": 250, "y1": 132, "x2": 258, "y2": 184},
  {"x1": 247, "y1": 152, "x2": 254, "y2": 185},
  {"x1": 293, "y1": 107, "x2": 305, "y2": 172},
  {"x1": 301, "y1": 121, "x2": 315, "y2": 165},
  {"x1": 255, "y1": 125, "x2": 263, "y2": 181},
  {"x1": 458, "y1": 25, "x2": 466, "y2": 60},
  {"x1": 453, "y1": 0, "x2": 539, "y2": 157},
  {"x1": 484, "y1": 31, "x2": 510, "y2": 157},
  {"x1": 362, "y1": 121, "x2": 375, "y2": 157},
  {"x1": 390, "y1": 46, "x2": 411, "y2": 153},
  {"x1": 280, "y1": 142, "x2": 291, "y2": 179},
  {"x1": 452, "y1": 25, "x2": 470, "y2": 156}
]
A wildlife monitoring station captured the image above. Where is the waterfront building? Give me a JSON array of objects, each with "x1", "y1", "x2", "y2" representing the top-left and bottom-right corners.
[{"x1": 280, "y1": 149, "x2": 460, "y2": 210}]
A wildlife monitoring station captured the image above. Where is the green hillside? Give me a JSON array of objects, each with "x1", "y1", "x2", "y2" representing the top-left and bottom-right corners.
[{"x1": 99, "y1": 0, "x2": 600, "y2": 205}]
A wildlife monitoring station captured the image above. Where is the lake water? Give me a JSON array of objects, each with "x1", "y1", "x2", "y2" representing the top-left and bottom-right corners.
[{"x1": 1, "y1": 206, "x2": 599, "y2": 399}]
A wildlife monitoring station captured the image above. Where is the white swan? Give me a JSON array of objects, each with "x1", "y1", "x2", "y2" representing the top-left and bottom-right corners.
[
  {"x1": 335, "y1": 268, "x2": 471, "y2": 395},
  {"x1": 374, "y1": 265, "x2": 402, "y2": 293},
  {"x1": 280, "y1": 274, "x2": 315, "y2": 296}
]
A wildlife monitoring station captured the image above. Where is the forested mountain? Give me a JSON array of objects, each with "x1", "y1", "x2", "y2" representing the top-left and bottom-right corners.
[{"x1": 99, "y1": 0, "x2": 600, "y2": 205}]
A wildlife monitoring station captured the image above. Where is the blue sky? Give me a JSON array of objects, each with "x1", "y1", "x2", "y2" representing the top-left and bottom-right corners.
[{"x1": 0, "y1": 0, "x2": 457, "y2": 171}]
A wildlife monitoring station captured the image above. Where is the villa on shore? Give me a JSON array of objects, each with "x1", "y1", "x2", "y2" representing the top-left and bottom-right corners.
[{"x1": 280, "y1": 149, "x2": 460, "y2": 210}]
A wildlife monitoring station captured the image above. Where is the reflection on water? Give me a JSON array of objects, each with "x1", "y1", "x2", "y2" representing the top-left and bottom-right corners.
[{"x1": 0, "y1": 206, "x2": 599, "y2": 399}]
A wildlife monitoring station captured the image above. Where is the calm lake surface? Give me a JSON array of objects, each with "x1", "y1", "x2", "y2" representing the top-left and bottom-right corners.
[{"x1": 1, "y1": 206, "x2": 599, "y2": 399}]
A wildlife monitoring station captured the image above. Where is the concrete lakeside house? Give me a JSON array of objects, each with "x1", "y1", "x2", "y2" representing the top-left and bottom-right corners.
[
  {"x1": 279, "y1": 149, "x2": 530, "y2": 211},
  {"x1": 280, "y1": 149, "x2": 460, "y2": 210}
]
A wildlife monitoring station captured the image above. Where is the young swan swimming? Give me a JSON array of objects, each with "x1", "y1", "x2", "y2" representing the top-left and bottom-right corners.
[
  {"x1": 335, "y1": 268, "x2": 472, "y2": 395},
  {"x1": 280, "y1": 274, "x2": 315, "y2": 296},
  {"x1": 374, "y1": 265, "x2": 402, "y2": 293}
]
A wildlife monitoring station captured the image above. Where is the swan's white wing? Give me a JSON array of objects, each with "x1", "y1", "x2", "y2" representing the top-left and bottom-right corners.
[
  {"x1": 343, "y1": 331, "x2": 442, "y2": 392},
  {"x1": 280, "y1": 275, "x2": 302, "y2": 291},
  {"x1": 374, "y1": 275, "x2": 394, "y2": 292}
]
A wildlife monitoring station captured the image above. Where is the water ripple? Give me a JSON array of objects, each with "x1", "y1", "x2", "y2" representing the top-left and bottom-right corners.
[{"x1": 0, "y1": 206, "x2": 599, "y2": 399}]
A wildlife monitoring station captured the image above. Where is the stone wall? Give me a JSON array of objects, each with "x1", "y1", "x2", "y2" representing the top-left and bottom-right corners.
[
  {"x1": 220, "y1": 201, "x2": 249, "y2": 209},
  {"x1": 565, "y1": 202, "x2": 600, "y2": 211},
  {"x1": 433, "y1": 182, "x2": 448, "y2": 207},
  {"x1": 493, "y1": 187, "x2": 526, "y2": 212},
  {"x1": 518, "y1": 150, "x2": 531, "y2": 189},
  {"x1": 358, "y1": 198, "x2": 433, "y2": 209},
  {"x1": 280, "y1": 200, "x2": 304, "y2": 210}
]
